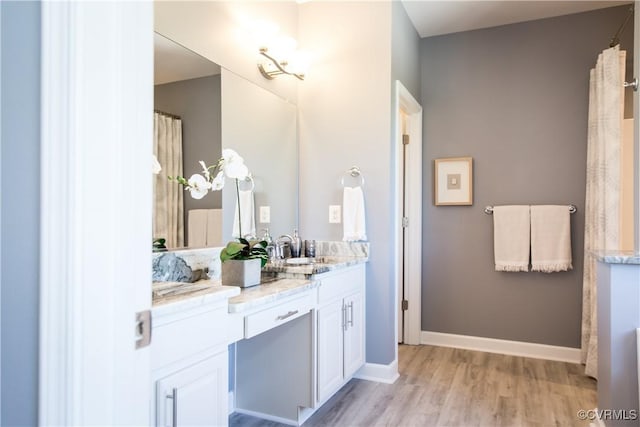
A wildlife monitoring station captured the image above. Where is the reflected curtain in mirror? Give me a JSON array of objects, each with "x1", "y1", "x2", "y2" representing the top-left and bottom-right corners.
[{"x1": 153, "y1": 111, "x2": 184, "y2": 248}]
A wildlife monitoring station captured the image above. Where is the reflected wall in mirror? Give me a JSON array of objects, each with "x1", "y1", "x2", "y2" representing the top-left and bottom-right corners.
[
  {"x1": 153, "y1": 32, "x2": 222, "y2": 249},
  {"x1": 153, "y1": 31, "x2": 299, "y2": 250},
  {"x1": 221, "y1": 69, "x2": 298, "y2": 244}
]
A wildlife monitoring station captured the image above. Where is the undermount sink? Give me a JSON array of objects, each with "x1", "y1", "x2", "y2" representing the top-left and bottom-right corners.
[{"x1": 284, "y1": 257, "x2": 316, "y2": 265}]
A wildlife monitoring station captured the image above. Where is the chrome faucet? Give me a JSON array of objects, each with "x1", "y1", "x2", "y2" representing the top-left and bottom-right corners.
[{"x1": 276, "y1": 235, "x2": 293, "y2": 259}]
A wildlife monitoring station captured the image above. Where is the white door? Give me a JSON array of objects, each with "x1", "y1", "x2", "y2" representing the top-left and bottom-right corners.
[
  {"x1": 156, "y1": 352, "x2": 228, "y2": 427},
  {"x1": 39, "y1": 2, "x2": 153, "y2": 425},
  {"x1": 394, "y1": 81, "x2": 423, "y2": 347},
  {"x1": 316, "y1": 301, "x2": 345, "y2": 403},
  {"x1": 343, "y1": 291, "x2": 365, "y2": 379}
]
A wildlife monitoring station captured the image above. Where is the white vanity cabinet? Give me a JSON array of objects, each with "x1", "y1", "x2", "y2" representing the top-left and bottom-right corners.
[
  {"x1": 315, "y1": 264, "x2": 366, "y2": 404},
  {"x1": 151, "y1": 291, "x2": 237, "y2": 427}
]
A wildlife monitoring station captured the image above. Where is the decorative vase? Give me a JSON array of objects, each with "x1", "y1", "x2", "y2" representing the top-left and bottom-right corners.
[{"x1": 221, "y1": 258, "x2": 262, "y2": 288}]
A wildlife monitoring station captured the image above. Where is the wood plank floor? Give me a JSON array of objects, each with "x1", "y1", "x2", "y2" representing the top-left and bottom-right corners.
[{"x1": 229, "y1": 344, "x2": 596, "y2": 426}]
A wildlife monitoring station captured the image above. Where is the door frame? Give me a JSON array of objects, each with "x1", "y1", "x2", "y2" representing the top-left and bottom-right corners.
[
  {"x1": 393, "y1": 81, "x2": 422, "y2": 347},
  {"x1": 39, "y1": 2, "x2": 153, "y2": 424}
]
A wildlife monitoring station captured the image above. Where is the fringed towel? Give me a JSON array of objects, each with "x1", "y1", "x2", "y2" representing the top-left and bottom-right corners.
[
  {"x1": 530, "y1": 205, "x2": 572, "y2": 272},
  {"x1": 493, "y1": 205, "x2": 530, "y2": 272},
  {"x1": 343, "y1": 186, "x2": 367, "y2": 241},
  {"x1": 232, "y1": 190, "x2": 256, "y2": 239}
]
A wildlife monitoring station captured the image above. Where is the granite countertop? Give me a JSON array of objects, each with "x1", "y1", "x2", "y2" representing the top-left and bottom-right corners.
[
  {"x1": 262, "y1": 256, "x2": 368, "y2": 278},
  {"x1": 228, "y1": 277, "x2": 319, "y2": 313},
  {"x1": 152, "y1": 280, "x2": 240, "y2": 315},
  {"x1": 152, "y1": 276, "x2": 318, "y2": 314},
  {"x1": 593, "y1": 250, "x2": 640, "y2": 265}
]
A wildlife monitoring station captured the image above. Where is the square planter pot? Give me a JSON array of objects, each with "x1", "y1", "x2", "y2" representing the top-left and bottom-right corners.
[{"x1": 221, "y1": 258, "x2": 262, "y2": 288}]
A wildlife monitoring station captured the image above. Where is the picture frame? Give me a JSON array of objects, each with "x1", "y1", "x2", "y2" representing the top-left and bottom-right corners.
[{"x1": 434, "y1": 157, "x2": 473, "y2": 206}]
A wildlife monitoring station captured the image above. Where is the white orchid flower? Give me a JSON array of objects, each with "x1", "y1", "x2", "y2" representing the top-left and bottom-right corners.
[
  {"x1": 199, "y1": 160, "x2": 210, "y2": 181},
  {"x1": 152, "y1": 155, "x2": 162, "y2": 175},
  {"x1": 225, "y1": 161, "x2": 249, "y2": 180},
  {"x1": 221, "y1": 149, "x2": 249, "y2": 179},
  {"x1": 187, "y1": 174, "x2": 212, "y2": 199},
  {"x1": 211, "y1": 170, "x2": 225, "y2": 191}
]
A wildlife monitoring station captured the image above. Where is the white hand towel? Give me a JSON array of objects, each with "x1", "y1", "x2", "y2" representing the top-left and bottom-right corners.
[
  {"x1": 188, "y1": 209, "x2": 208, "y2": 248},
  {"x1": 493, "y1": 205, "x2": 530, "y2": 272},
  {"x1": 530, "y1": 205, "x2": 572, "y2": 273},
  {"x1": 343, "y1": 186, "x2": 367, "y2": 241},
  {"x1": 232, "y1": 190, "x2": 256, "y2": 239}
]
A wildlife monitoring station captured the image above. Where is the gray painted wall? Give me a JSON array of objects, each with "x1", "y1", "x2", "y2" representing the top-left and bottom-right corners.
[
  {"x1": 1, "y1": 1, "x2": 41, "y2": 424},
  {"x1": 421, "y1": 6, "x2": 634, "y2": 348},
  {"x1": 154, "y1": 74, "x2": 222, "y2": 244},
  {"x1": 392, "y1": 2, "x2": 421, "y2": 103}
]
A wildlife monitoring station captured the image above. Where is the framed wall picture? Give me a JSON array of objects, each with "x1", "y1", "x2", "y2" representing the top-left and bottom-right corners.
[{"x1": 434, "y1": 157, "x2": 473, "y2": 206}]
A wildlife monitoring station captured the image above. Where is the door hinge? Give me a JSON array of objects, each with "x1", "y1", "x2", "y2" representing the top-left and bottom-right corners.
[
  {"x1": 402, "y1": 217, "x2": 409, "y2": 228},
  {"x1": 135, "y1": 310, "x2": 152, "y2": 349},
  {"x1": 402, "y1": 134, "x2": 410, "y2": 145},
  {"x1": 402, "y1": 300, "x2": 409, "y2": 311}
]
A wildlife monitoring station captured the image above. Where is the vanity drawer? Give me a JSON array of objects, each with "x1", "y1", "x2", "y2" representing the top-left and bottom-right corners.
[
  {"x1": 317, "y1": 265, "x2": 365, "y2": 305},
  {"x1": 152, "y1": 306, "x2": 228, "y2": 371},
  {"x1": 245, "y1": 293, "x2": 314, "y2": 339}
]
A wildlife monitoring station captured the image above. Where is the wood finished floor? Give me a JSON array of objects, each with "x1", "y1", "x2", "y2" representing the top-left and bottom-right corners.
[{"x1": 229, "y1": 344, "x2": 596, "y2": 427}]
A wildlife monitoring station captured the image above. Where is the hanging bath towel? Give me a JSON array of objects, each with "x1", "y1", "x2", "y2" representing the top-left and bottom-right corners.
[
  {"x1": 530, "y1": 205, "x2": 572, "y2": 272},
  {"x1": 343, "y1": 186, "x2": 367, "y2": 241},
  {"x1": 493, "y1": 205, "x2": 530, "y2": 272},
  {"x1": 232, "y1": 190, "x2": 256, "y2": 239}
]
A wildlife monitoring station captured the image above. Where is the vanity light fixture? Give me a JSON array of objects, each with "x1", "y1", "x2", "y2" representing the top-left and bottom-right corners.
[{"x1": 257, "y1": 47, "x2": 305, "y2": 81}]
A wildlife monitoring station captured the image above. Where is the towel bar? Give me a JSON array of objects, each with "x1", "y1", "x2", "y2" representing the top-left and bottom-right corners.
[{"x1": 484, "y1": 204, "x2": 577, "y2": 215}]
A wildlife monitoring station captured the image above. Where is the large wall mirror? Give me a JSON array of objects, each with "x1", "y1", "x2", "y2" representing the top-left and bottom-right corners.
[{"x1": 153, "y1": 32, "x2": 298, "y2": 250}]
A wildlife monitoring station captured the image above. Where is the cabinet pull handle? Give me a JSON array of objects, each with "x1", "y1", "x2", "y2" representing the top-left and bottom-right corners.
[
  {"x1": 342, "y1": 304, "x2": 347, "y2": 331},
  {"x1": 166, "y1": 387, "x2": 178, "y2": 427},
  {"x1": 348, "y1": 301, "x2": 354, "y2": 328},
  {"x1": 276, "y1": 310, "x2": 299, "y2": 321}
]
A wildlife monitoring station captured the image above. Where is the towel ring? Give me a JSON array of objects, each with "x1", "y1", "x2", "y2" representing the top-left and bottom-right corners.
[
  {"x1": 341, "y1": 166, "x2": 365, "y2": 187},
  {"x1": 238, "y1": 174, "x2": 255, "y2": 192}
]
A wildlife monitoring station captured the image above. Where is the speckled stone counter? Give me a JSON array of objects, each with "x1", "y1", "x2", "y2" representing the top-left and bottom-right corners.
[
  {"x1": 593, "y1": 250, "x2": 640, "y2": 265},
  {"x1": 152, "y1": 280, "x2": 240, "y2": 316},
  {"x1": 262, "y1": 256, "x2": 368, "y2": 278},
  {"x1": 151, "y1": 240, "x2": 368, "y2": 314},
  {"x1": 152, "y1": 276, "x2": 317, "y2": 314},
  {"x1": 228, "y1": 278, "x2": 318, "y2": 313}
]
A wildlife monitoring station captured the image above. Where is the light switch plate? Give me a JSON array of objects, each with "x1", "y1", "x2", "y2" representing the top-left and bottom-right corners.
[
  {"x1": 329, "y1": 205, "x2": 341, "y2": 224},
  {"x1": 259, "y1": 206, "x2": 270, "y2": 223}
]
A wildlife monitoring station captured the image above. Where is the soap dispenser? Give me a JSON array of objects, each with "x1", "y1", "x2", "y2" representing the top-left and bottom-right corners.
[
  {"x1": 262, "y1": 228, "x2": 276, "y2": 262},
  {"x1": 290, "y1": 229, "x2": 302, "y2": 258}
]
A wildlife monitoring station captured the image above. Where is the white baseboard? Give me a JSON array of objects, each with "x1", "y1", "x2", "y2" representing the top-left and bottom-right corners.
[
  {"x1": 421, "y1": 331, "x2": 581, "y2": 364},
  {"x1": 354, "y1": 360, "x2": 400, "y2": 384},
  {"x1": 228, "y1": 391, "x2": 234, "y2": 415}
]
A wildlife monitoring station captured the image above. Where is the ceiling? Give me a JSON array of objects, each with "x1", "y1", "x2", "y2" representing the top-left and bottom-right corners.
[{"x1": 401, "y1": 1, "x2": 631, "y2": 38}]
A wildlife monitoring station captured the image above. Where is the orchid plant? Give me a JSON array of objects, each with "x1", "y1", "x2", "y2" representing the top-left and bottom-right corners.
[{"x1": 169, "y1": 148, "x2": 254, "y2": 248}]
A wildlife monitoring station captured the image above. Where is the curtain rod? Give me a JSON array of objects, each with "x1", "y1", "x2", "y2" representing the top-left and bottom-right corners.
[
  {"x1": 154, "y1": 110, "x2": 181, "y2": 120},
  {"x1": 609, "y1": 5, "x2": 634, "y2": 48}
]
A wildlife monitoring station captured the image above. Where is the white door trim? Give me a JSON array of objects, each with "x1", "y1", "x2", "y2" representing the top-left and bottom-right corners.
[
  {"x1": 393, "y1": 81, "x2": 423, "y2": 347},
  {"x1": 39, "y1": 2, "x2": 153, "y2": 425}
]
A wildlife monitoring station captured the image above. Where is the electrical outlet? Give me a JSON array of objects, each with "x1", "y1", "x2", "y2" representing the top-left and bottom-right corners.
[
  {"x1": 329, "y1": 205, "x2": 341, "y2": 224},
  {"x1": 259, "y1": 206, "x2": 271, "y2": 223}
]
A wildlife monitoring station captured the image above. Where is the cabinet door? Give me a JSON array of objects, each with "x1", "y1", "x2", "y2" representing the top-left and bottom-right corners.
[
  {"x1": 156, "y1": 351, "x2": 228, "y2": 427},
  {"x1": 316, "y1": 300, "x2": 345, "y2": 403},
  {"x1": 343, "y1": 291, "x2": 365, "y2": 379}
]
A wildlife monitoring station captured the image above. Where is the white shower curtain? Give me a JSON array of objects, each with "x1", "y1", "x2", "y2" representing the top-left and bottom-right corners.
[
  {"x1": 153, "y1": 112, "x2": 184, "y2": 249},
  {"x1": 581, "y1": 46, "x2": 624, "y2": 379}
]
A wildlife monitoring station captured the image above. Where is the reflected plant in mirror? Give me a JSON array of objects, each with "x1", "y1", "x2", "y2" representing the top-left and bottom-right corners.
[{"x1": 169, "y1": 149, "x2": 253, "y2": 239}]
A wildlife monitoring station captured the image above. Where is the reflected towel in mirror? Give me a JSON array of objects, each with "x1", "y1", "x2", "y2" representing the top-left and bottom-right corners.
[{"x1": 232, "y1": 190, "x2": 256, "y2": 239}]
